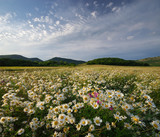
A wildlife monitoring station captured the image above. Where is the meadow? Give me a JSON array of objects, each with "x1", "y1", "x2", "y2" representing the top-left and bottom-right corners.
[{"x1": 0, "y1": 65, "x2": 160, "y2": 137}]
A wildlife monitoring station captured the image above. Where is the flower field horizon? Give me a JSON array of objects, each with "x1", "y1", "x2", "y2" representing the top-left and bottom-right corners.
[{"x1": 0, "y1": 65, "x2": 160, "y2": 137}]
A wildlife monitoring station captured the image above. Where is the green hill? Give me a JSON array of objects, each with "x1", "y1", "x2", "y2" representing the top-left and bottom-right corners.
[
  {"x1": 137, "y1": 56, "x2": 160, "y2": 66},
  {"x1": 0, "y1": 54, "x2": 42, "y2": 62},
  {"x1": 87, "y1": 57, "x2": 149, "y2": 66},
  {"x1": 48, "y1": 57, "x2": 85, "y2": 65},
  {"x1": 0, "y1": 55, "x2": 85, "y2": 66}
]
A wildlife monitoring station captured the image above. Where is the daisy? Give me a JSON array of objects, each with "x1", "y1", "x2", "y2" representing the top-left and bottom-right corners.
[
  {"x1": 114, "y1": 114, "x2": 122, "y2": 121},
  {"x1": 131, "y1": 115, "x2": 140, "y2": 124},
  {"x1": 67, "y1": 108, "x2": 73, "y2": 114},
  {"x1": 87, "y1": 119, "x2": 92, "y2": 125},
  {"x1": 151, "y1": 120, "x2": 160, "y2": 130},
  {"x1": 80, "y1": 118, "x2": 88, "y2": 126},
  {"x1": 58, "y1": 114, "x2": 66, "y2": 122},
  {"x1": 52, "y1": 119, "x2": 59, "y2": 129},
  {"x1": 17, "y1": 128, "x2": 24, "y2": 135},
  {"x1": 111, "y1": 122, "x2": 116, "y2": 128},
  {"x1": 124, "y1": 123, "x2": 132, "y2": 129},
  {"x1": 89, "y1": 124, "x2": 95, "y2": 132},
  {"x1": 69, "y1": 117, "x2": 75, "y2": 124},
  {"x1": 85, "y1": 133, "x2": 94, "y2": 137},
  {"x1": 63, "y1": 104, "x2": 69, "y2": 110},
  {"x1": 106, "y1": 122, "x2": 111, "y2": 130},
  {"x1": 53, "y1": 107, "x2": 59, "y2": 114},
  {"x1": 0, "y1": 117, "x2": 6, "y2": 124},
  {"x1": 76, "y1": 123, "x2": 81, "y2": 131},
  {"x1": 93, "y1": 116, "x2": 102, "y2": 126},
  {"x1": 83, "y1": 95, "x2": 90, "y2": 103},
  {"x1": 143, "y1": 94, "x2": 151, "y2": 100},
  {"x1": 92, "y1": 102, "x2": 99, "y2": 109}
]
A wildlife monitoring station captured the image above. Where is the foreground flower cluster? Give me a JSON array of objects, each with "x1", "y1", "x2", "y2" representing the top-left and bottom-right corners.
[{"x1": 0, "y1": 67, "x2": 160, "y2": 137}]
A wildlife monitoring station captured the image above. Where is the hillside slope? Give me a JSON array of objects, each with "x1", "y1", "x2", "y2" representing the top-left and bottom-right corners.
[
  {"x1": 87, "y1": 57, "x2": 149, "y2": 66},
  {"x1": 48, "y1": 57, "x2": 85, "y2": 65},
  {"x1": 0, "y1": 54, "x2": 42, "y2": 62},
  {"x1": 138, "y1": 56, "x2": 160, "y2": 66}
]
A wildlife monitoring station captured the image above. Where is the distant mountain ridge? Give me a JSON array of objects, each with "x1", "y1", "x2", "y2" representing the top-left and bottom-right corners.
[
  {"x1": 48, "y1": 57, "x2": 85, "y2": 65},
  {"x1": 0, "y1": 54, "x2": 42, "y2": 62},
  {"x1": 137, "y1": 56, "x2": 160, "y2": 66},
  {"x1": 0, "y1": 54, "x2": 159, "y2": 66},
  {"x1": 0, "y1": 54, "x2": 85, "y2": 65}
]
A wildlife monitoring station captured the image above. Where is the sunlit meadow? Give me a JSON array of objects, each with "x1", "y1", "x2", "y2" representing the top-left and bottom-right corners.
[{"x1": 0, "y1": 66, "x2": 160, "y2": 137}]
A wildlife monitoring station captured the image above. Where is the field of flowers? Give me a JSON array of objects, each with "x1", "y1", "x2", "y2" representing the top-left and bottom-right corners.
[{"x1": 0, "y1": 66, "x2": 160, "y2": 137}]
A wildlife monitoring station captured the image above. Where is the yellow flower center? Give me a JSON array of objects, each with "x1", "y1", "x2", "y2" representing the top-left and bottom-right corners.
[
  {"x1": 105, "y1": 105, "x2": 108, "y2": 107},
  {"x1": 54, "y1": 121, "x2": 58, "y2": 125},
  {"x1": 153, "y1": 123, "x2": 158, "y2": 128},
  {"x1": 106, "y1": 124, "x2": 110, "y2": 128},
  {"x1": 96, "y1": 120, "x2": 100, "y2": 124},
  {"x1": 64, "y1": 105, "x2": 68, "y2": 108},
  {"x1": 116, "y1": 116, "x2": 119, "y2": 119},
  {"x1": 60, "y1": 116, "x2": 64, "y2": 119},
  {"x1": 55, "y1": 108, "x2": 58, "y2": 112},
  {"x1": 144, "y1": 96, "x2": 148, "y2": 99},
  {"x1": 133, "y1": 117, "x2": 139, "y2": 122}
]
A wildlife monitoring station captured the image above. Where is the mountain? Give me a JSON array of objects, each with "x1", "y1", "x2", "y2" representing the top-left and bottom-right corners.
[
  {"x1": 87, "y1": 57, "x2": 149, "y2": 66},
  {"x1": 48, "y1": 57, "x2": 85, "y2": 65},
  {"x1": 137, "y1": 56, "x2": 160, "y2": 66},
  {"x1": 0, "y1": 54, "x2": 43, "y2": 62}
]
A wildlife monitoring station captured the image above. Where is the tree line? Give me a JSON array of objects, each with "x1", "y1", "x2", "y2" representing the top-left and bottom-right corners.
[
  {"x1": 0, "y1": 58, "x2": 76, "y2": 66},
  {"x1": 87, "y1": 58, "x2": 149, "y2": 66}
]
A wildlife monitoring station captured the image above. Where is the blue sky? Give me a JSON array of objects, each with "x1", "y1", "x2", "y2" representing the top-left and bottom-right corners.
[{"x1": 0, "y1": 0, "x2": 160, "y2": 61}]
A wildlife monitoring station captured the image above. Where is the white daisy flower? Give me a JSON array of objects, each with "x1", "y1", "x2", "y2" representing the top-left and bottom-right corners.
[
  {"x1": 92, "y1": 102, "x2": 99, "y2": 109},
  {"x1": 85, "y1": 133, "x2": 94, "y2": 137},
  {"x1": 106, "y1": 122, "x2": 111, "y2": 130},
  {"x1": 151, "y1": 120, "x2": 160, "y2": 130},
  {"x1": 80, "y1": 118, "x2": 88, "y2": 126},
  {"x1": 17, "y1": 128, "x2": 25, "y2": 135},
  {"x1": 93, "y1": 116, "x2": 102, "y2": 126}
]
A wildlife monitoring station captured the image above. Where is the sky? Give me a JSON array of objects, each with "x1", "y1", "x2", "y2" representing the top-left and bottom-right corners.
[{"x1": 0, "y1": 0, "x2": 160, "y2": 61}]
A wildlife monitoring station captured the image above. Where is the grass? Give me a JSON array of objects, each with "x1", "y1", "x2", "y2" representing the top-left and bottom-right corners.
[{"x1": 0, "y1": 65, "x2": 160, "y2": 137}]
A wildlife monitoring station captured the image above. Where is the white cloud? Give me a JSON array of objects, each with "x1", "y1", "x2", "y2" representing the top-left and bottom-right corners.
[
  {"x1": 0, "y1": 13, "x2": 12, "y2": 24},
  {"x1": 54, "y1": 3, "x2": 58, "y2": 7},
  {"x1": 56, "y1": 20, "x2": 60, "y2": 25},
  {"x1": 93, "y1": 1, "x2": 98, "y2": 7},
  {"x1": 126, "y1": 36, "x2": 134, "y2": 40},
  {"x1": 26, "y1": 13, "x2": 32, "y2": 17},
  {"x1": 106, "y1": 2, "x2": 113, "y2": 8},
  {"x1": 35, "y1": 7, "x2": 39, "y2": 11},
  {"x1": 91, "y1": 11, "x2": 97, "y2": 18},
  {"x1": 49, "y1": 26, "x2": 54, "y2": 30},
  {"x1": 85, "y1": 3, "x2": 89, "y2": 7},
  {"x1": 112, "y1": 7, "x2": 117, "y2": 12},
  {"x1": 33, "y1": 16, "x2": 53, "y2": 24}
]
